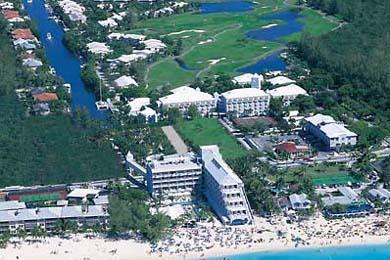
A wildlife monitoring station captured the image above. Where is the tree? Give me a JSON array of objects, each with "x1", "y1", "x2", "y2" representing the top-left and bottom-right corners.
[
  {"x1": 187, "y1": 104, "x2": 200, "y2": 119},
  {"x1": 80, "y1": 60, "x2": 100, "y2": 94},
  {"x1": 165, "y1": 107, "x2": 182, "y2": 124},
  {"x1": 16, "y1": 227, "x2": 27, "y2": 241},
  {"x1": 269, "y1": 98, "x2": 284, "y2": 120},
  {"x1": 379, "y1": 158, "x2": 390, "y2": 188},
  {"x1": 0, "y1": 231, "x2": 10, "y2": 248}
]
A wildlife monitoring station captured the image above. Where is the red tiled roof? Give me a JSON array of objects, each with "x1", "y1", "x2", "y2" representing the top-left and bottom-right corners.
[
  {"x1": 12, "y1": 28, "x2": 34, "y2": 40},
  {"x1": 276, "y1": 142, "x2": 309, "y2": 154},
  {"x1": 33, "y1": 92, "x2": 58, "y2": 102},
  {"x1": 2, "y1": 10, "x2": 19, "y2": 20},
  {"x1": 276, "y1": 142, "x2": 297, "y2": 153}
]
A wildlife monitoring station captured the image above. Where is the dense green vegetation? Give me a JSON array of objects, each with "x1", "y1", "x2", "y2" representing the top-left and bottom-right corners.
[
  {"x1": 0, "y1": 13, "x2": 125, "y2": 187},
  {"x1": 0, "y1": 96, "x2": 123, "y2": 186},
  {"x1": 109, "y1": 185, "x2": 172, "y2": 241},
  {"x1": 296, "y1": 0, "x2": 390, "y2": 129},
  {"x1": 175, "y1": 117, "x2": 247, "y2": 160},
  {"x1": 0, "y1": 17, "x2": 19, "y2": 96}
]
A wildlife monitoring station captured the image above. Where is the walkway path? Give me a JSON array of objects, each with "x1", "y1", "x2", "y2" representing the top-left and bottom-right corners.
[{"x1": 161, "y1": 126, "x2": 188, "y2": 154}]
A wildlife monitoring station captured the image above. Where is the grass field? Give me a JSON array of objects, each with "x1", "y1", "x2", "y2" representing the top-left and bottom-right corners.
[
  {"x1": 133, "y1": 0, "x2": 337, "y2": 90},
  {"x1": 283, "y1": 165, "x2": 358, "y2": 186},
  {"x1": 0, "y1": 96, "x2": 123, "y2": 187},
  {"x1": 175, "y1": 117, "x2": 247, "y2": 160}
]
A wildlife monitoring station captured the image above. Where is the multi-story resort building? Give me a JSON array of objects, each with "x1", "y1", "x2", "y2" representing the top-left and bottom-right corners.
[
  {"x1": 158, "y1": 86, "x2": 217, "y2": 116},
  {"x1": 304, "y1": 114, "x2": 358, "y2": 150},
  {"x1": 0, "y1": 203, "x2": 109, "y2": 233},
  {"x1": 200, "y1": 146, "x2": 253, "y2": 225},
  {"x1": 146, "y1": 153, "x2": 203, "y2": 197},
  {"x1": 267, "y1": 84, "x2": 308, "y2": 106},
  {"x1": 219, "y1": 88, "x2": 270, "y2": 117}
]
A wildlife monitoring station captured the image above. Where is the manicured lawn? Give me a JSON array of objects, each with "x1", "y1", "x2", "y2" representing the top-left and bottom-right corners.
[
  {"x1": 175, "y1": 117, "x2": 247, "y2": 160},
  {"x1": 0, "y1": 96, "x2": 123, "y2": 187},
  {"x1": 135, "y1": 0, "x2": 336, "y2": 89},
  {"x1": 148, "y1": 59, "x2": 196, "y2": 90},
  {"x1": 283, "y1": 165, "x2": 358, "y2": 186}
]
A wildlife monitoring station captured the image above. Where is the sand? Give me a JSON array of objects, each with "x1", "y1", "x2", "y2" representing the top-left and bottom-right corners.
[{"x1": 1, "y1": 214, "x2": 390, "y2": 260}]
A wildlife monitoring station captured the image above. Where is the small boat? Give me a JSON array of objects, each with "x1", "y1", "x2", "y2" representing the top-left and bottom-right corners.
[
  {"x1": 27, "y1": 0, "x2": 32, "y2": 3},
  {"x1": 46, "y1": 32, "x2": 52, "y2": 41},
  {"x1": 63, "y1": 83, "x2": 71, "y2": 94},
  {"x1": 95, "y1": 100, "x2": 109, "y2": 110}
]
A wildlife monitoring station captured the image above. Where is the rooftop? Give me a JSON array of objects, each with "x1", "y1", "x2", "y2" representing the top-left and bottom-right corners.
[
  {"x1": 267, "y1": 84, "x2": 307, "y2": 97},
  {"x1": 201, "y1": 145, "x2": 243, "y2": 186},
  {"x1": 233, "y1": 73, "x2": 264, "y2": 84},
  {"x1": 305, "y1": 114, "x2": 336, "y2": 126},
  {"x1": 128, "y1": 97, "x2": 150, "y2": 112},
  {"x1": 0, "y1": 201, "x2": 26, "y2": 211},
  {"x1": 320, "y1": 123, "x2": 358, "y2": 138},
  {"x1": 114, "y1": 75, "x2": 138, "y2": 87},
  {"x1": 33, "y1": 92, "x2": 58, "y2": 102},
  {"x1": 148, "y1": 153, "x2": 201, "y2": 173},
  {"x1": 266, "y1": 76, "x2": 296, "y2": 86},
  {"x1": 221, "y1": 88, "x2": 269, "y2": 100},
  {"x1": 0, "y1": 205, "x2": 108, "y2": 223},
  {"x1": 67, "y1": 188, "x2": 100, "y2": 199},
  {"x1": 159, "y1": 86, "x2": 215, "y2": 105}
]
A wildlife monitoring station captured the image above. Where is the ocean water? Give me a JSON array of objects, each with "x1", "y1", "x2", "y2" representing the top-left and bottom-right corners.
[
  {"x1": 208, "y1": 245, "x2": 390, "y2": 260},
  {"x1": 23, "y1": 0, "x2": 107, "y2": 119},
  {"x1": 199, "y1": 1, "x2": 254, "y2": 14}
]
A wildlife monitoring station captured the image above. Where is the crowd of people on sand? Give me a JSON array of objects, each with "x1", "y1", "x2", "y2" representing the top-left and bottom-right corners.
[
  {"x1": 151, "y1": 213, "x2": 390, "y2": 258},
  {"x1": 2, "y1": 213, "x2": 390, "y2": 259}
]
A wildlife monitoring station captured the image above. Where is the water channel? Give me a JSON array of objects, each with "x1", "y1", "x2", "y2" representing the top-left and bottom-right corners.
[{"x1": 23, "y1": 0, "x2": 106, "y2": 119}]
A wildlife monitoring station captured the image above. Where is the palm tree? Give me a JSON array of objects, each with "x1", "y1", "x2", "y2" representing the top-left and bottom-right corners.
[{"x1": 16, "y1": 227, "x2": 27, "y2": 242}]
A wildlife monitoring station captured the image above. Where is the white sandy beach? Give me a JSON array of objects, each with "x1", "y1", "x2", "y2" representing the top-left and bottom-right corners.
[{"x1": 1, "y1": 214, "x2": 390, "y2": 260}]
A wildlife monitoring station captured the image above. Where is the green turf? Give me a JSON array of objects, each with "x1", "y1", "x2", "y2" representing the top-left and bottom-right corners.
[
  {"x1": 147, "y1": 59, "x2": 196, "y2": 90},
  {"x1": 312, "y1": 176, "x2": 357, "y2": 186},
  {"x1": 20, "y1": 193, "x2": 61, "y2": 203},
  {"x1": 175, "y1": 117, "x2": 247, "y2": 160},
  {"x1": 133, "y1": 0, "x2": 336, "y2": 89}
]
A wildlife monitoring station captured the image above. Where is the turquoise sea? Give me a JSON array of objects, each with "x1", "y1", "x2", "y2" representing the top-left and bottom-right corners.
[{"x1": 208, "y1": 245, "x2": 390, "y2": 259}]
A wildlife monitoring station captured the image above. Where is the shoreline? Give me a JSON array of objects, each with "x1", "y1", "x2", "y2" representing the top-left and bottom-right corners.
[
  {"x1": 201, "y1": 237, "x2": 390, "y2": 259},
  {"x1": 2, "y1": 214, "x2": 390, "y2": 260}
]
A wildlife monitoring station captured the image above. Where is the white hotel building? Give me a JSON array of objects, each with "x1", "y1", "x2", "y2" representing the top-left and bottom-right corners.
[
  {"x1": 201, "y1": 146, "x2": 253, "y2": 225},
  {"x1": 219, "y1": 88, "x2": 270, "y2": 117},
  {"x1": 158, "y1": 86, "x2": 217, "y2": 116},
  {"x1": 146, "y1": 153, "x2": 203, "y2": 197},
  {"x1": 304, "y1": 114, "x2": 358, "y2": 150}
]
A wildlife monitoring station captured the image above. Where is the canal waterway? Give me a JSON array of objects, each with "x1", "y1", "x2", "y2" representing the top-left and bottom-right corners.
[{"x1": 23, "y1": 0, "x2": 106, "y2": 119}]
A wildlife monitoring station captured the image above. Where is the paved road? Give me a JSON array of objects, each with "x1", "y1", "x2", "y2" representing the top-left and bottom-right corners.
[{"x1": 161, "y1": 126, "x2": 188, "y2": 154}]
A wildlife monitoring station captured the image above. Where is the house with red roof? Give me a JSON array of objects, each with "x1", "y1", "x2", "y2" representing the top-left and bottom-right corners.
[
  {"x1": 275, "y1": 141, "x2": 309, "y2": 159},
  {"x1": 33, "y1": 92, "x2": 59, "y2": 102},
  {"x1": 2, "y1": 10, "x2": 19, "y2": 19},
  {"x1": 11, "y1": 28, "x2": 34, "y2": 40}
]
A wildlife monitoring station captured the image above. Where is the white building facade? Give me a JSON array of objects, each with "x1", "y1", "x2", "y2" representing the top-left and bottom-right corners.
[
  {"x1": 159, "y1": 86, "x2": 217, "y2": 116},
  {"x1": 304, "y1": 114, "x2": 358, "y2": 150},
  {"x1": 201, "y1": 146, "x2": 253, "y2": 225},
  {"x1": 219, "y1": 88, "x2": 270, "y2": 117},
  {"x1": 146, "y1": 153, "x2": 203, "y2": 197}
]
